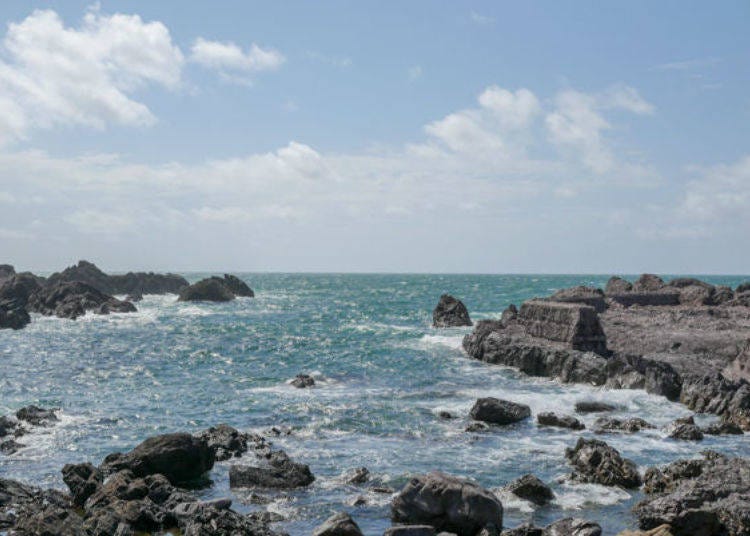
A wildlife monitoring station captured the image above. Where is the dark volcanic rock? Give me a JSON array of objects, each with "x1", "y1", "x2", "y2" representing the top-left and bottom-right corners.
[
  {"x1": 391, "y1": 471, "x2": 503, "y2": 535},
  {"x1": 549, "y1": 286, "x2": 606, "y2": 313},
  {"x1": 537, "y1": 412, "x2": 585, "y2": 430},
  {"x1": 100, "y1": 433, "x2": 214, "y2": 485},
  {"x1": 291, "y1": 374, "x2": 315, "y2": 388},
  {"x1": 565, "y1": 438, "x2": 641, "y2": 488},
  {"x1": 519, "y1": 300, "x2": 607, "y2": 355},
  {"x1": 470, "y1": 397, "x2": 531, "y2": 426},
  {"x1": 605, "y1": 276, "x2": 633, "y2": 294},
  {"x1": 433, "y1": 294, "x2": 472, "y2": 327},
  {"x1": 593, "y1": 417, "x2": 655, "y2": 434},
  {"x1": 575, "y1": 401, "x2": 616, "y2": 413},
  {"x1": 27, "y1": 281, "x2": 136, "y2": 319},
  {"x1": 16, "y1": 405, "x2": 58, "y2": 426},
  {"x1": 195, "y1": 424, "x2": 249, "y2": 461},
  {"x1": 46, "y1": 260, "x2": 188, "y2": 295},
  {"x1": 178, "y1": 278, "x2": 236, "y2": 302},
  {"x1": 633, "y1": 274, "x2": 666, "y2": 292},
  {"x1": 312, "y1": 511, "x2": 364, "y2": 536},
  {"x1": 229, "y1": 450, "x2": 314, "y2": 489},
  {"x1": 503, "y1": 474, "x2": 554, "y2": 506},
  {"x1": 635, "y1": 452, "x2": 750, "y2": 536}
]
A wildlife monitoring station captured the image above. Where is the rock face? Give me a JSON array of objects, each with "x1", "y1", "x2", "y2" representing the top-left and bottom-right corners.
[
  {"x1": 549, "y1": 286, "x2": 607, "y2": 313},
  {"x1": 27, "y1": 281, "x2": 136, "y2": 319},
  {"x1": 100, "y1": 433, "x2": 215, "y2": 485},
  {"x1": 433, "y1": 294, "x2": 472, "y2": 327},
  {"x1": 229, "y1": 449, "x2": 314, "y2": 489},
  {"x1": 565, "y1": 438, "x2": 641, "y2": 488},
  {"x1": 503, "y1": 474, "x2": 554, "y2": 506},
  {"x1": 391, "y1": 471, "x2": 503, "y2": 535},
  {"x1": 635, "y1": 452, "x2": 750, "y2": 536},
  {"x1": 519, "y1": 300, "x2": 607, "y2": 355},
  {"x1": 470, "y1": 398, "x2": 531, "y2": 425},
  {"x1": 312, "y1": 511, "x2": 364, "y2": 536},
  {"x1": 46, "y1": 260, "x2": 188, "y2": 295},
  {"x1": 537, "y1": 412, "x2": 585, "y2": 430}
]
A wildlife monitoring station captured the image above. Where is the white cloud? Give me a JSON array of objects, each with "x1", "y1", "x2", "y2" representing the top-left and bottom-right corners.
[
  {"x1": 190, "y1": 38, "x2": 285, "y2": 74},
  {"x1": 0, "y1": 7, "x2": 184, "y2": 144}
]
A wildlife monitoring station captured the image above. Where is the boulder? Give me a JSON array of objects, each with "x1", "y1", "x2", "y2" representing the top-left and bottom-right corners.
[
  {"x1": 503, "y1": 474, "x2": 554, "y2": 506},
  {"x1": 291, "y1": 374, "x2": 315, "y2": 388},
  {"x1": 605, "y1": 276, "x2": 633, "y2": 294},
  {"x1": 433, "y1": 295, "x2": 472, "y2": 327},
  {"x1": 633, "y1": 274, "x2": 666, "y2": 292},
  {"x1": 518, "y1": 300, "x2": 607, "y2": 355},
  {"x1": 229, "y1": 450, "x2": 314, "y2": 489},
  {"x1": 100, "y1": 433, "x2": 215, "y2": 485},
  {"x1": 178, "y1": 278, "x2": 236, "y2": 302},
  {"x1": 391, "y1": 471, "x2": 503, "y2": 536},
  {"x1": 470, "y1": 398, "x2": 531, "y2": 426},
  {"x1": 312, "y1": 512, "x2": 364, "y2": 536},
  {"x1": 549, "y1": 286, "x2": 606, "y2": 313},
  {"x1": 195, "y1": 424, "x2": 250, "y2": 461},
  {"x1": 565, "y1": 438, "x2": 641, "y2": 488},
  {"x1": 574, "y1": 401, "x2": 616, "y2": 413},
  {"x1": 27, "y1": 281, "x2": 136, "y2": 319},
  {"x1": 537, "y1": 412, "x2": 585, "y2": 430},
  {"x1": 16, "y1": 405, "x2": 58, "y2": 426},
  {"x1": 593, "y1": 417, "x2": 655, "y2": 434}
]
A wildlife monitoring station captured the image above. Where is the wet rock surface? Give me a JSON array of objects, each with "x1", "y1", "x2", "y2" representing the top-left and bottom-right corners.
[
  {"x1": 433, "y1": 294, "x2": 472, "y2": 327},
  {"x1": 565, "y1": 438, "x2": 642, "y2": 488}
]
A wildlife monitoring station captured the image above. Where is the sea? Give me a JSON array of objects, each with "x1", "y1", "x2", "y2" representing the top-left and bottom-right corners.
[{"x1": 2, "y1": 273, "x2": 749, "y2": 534}]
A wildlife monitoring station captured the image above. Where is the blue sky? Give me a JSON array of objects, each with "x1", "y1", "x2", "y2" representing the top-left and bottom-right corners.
[{"x1": 0, "y1": 1, "x2": 748, "y2": 273}]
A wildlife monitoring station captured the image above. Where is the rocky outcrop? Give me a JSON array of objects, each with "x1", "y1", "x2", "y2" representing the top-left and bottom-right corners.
[
  {"x1": 537, "y1": 412, "x2": 585, "y2": 430},
  {"x1": 312, "y1": 512, "x2": 364, "y2": 536},
  {"x1": 635, "y1": 452, "x2": 750, "y2": 536},
  {"x1": 100, "y1": 433, "x2": 215, "y2": 485},
  {"x1": 593, "y1": 417, "x2": 655, "y2": 433},
  {"x1": 503, "y1": 474, "x2": 554, "y2": 506},
  {"x1": 391, "y1": 471, "x2": 503, "y2": 535},
  {"x1": 229, "y1": 449, "x2": 314, "y2": 489},
  {"x1": 27, "y1": 281, "x2": 136, "y2": 319},
  {"x1": 549, "y1": 286, "x2": 607, "y2": 313},
  {"x1": 470, "y1": 398, "x2": 531, "y2": 425},
  {"x1": 519, "y1": 300, "x2": 607, "y2": 355},
  {"x1": 565, "y1": 438, "x2": 641, "y2": 488},
  {"x1": 433, "y1": 294, "x2": 472, "y2": 327},
  {"x1": 45, "y1": 260, "x2": 188, "y2": 295}
]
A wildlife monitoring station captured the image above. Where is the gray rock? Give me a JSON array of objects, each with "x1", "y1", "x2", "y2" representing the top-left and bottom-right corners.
[
  {"x1": 470, "y1": 398, "x2": 531, "y2": 426},
  {"x1": 565, "y1": 438, "x2": 641, "y2": 488},
  {"x1": 537, "y1": 412, "x2": 585, "y2": 430},
  {"x1": 433, "y1": 295, "x2": 472, "y2": 327},
  {"x1": 312, "y1": 511, "x2": 364, "y2": 536}
]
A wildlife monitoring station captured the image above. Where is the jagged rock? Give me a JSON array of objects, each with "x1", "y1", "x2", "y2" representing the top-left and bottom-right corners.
[
  {"x1": 45, "y1": 260, "x2": 188, "y2": 295},
  {"x1": 27, "y1": 281, "x2": 136, "y2": 319},
  {"x1": 195, "y1": 424, "x2": 250, "y2": 461},
  {"x1": 62, "y1": 462, "x2": 103, "y2": 506},
  {"x1": 549, "y1": 286, "x2": 606, "y2": 313},
  {"x1": 470, "y1": 398, "x2": 531, "y2": 426},
  {"x1": 433, "y1": 295, "x2": 472, "y2": 327},
  {"x1": 575, "y1": 401, "x2": 616, "y2": 413},
  {"x1": 100, "y1": 433, "x2": 215, "y2": 485},
  {"x1": 501, "y1": 304, "x2": 518, "y2": 325},
  {"x1": 634, "y1": 274, "x2": 666, "y2": 292},
  {"x1": 16, "y1": 405, "x2": 58, "y2": 426},
  {"x1": 391, "y1": 471, "x2": 503, "y2": 536},
  {"x1": 537, "y1": 412, "x2": 585, "y2": 430},
  {"x1": 565, "y1": 438, "x2": 641, "y2": 488},
  {"x1": 345, "y1": 467, "x2": 370, "y2": 484},
  {"x1": 635, "y1": 452, "x2": 750, "y2": 535},
  {"x1": 702, "y1": 422, "x2": 743, "y2": 435},
  {"x1": 291, "y1": 374, "x2": 315, "y2": 388},
  {"x1": 519, "y1": 300, "x2": 607, "y2": 354},
  {"x1": 178, "y1": 278, "x2": 236, "y2": 302},
  {"x1": 213, "y1": 274, "x2": 254, "y2": 297},
  {"x1": 312, "y1": 511, "x2": 364, "y2": 536},
  {"x1": 385, "y1": 526, "x2": 436, "y2": 536},
  {"x1": 229, "y1": 450, "x2": 314, "y2": 489},
  {"x1": 545, "y1": 518, "x2": 602, "y2": 536},
  {"x1": 606, "y1": 277, "x2": 633, "y2": 294},
  {"x1": 593, "y1": 417, "x2": 655, "y2": 434},
  {"x1": 503, "y1": 474, "x2": 554, "y2": 506}
]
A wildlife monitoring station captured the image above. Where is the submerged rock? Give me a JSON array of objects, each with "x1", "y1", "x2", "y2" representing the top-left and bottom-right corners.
[
  {"x1": 565, "y1": 438, "x2": 641, "y2": 488},
  {"x1": 503, "y1": 474, "x2": 554, "y2": 506},
  {"x1": 537, "y1": 412, "x2": 585, "y2": 430},
  {"x1": 433, "y1": 294, "x2": 472, "y2": 327},
  {"x1": 470, "y1": 397, "x2": 531, "y2": 426},
  {"x1": 312, "y1": 511, "x2": 364, "y2": 536},
  {"x1": 391, "y1": 471, "x2": 503, "y2": 536}
]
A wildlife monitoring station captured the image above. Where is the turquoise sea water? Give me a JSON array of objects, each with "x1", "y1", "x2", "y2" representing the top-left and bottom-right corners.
[{"x1": 2, "y1": 274, "x2": 750, "y2": 534}]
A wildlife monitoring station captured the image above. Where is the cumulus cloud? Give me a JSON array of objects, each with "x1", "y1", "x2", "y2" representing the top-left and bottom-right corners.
[
  {"x1": 0, "y1": 7, "x2": 184, "y2": 144},
  {"x1": 190, "y1": 38, "x2": 285, "y2": 75}
]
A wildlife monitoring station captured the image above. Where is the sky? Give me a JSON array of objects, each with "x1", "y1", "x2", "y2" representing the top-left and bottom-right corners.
[{"x1": 0, "y1": 1, "x2": 748, "y2": 273}]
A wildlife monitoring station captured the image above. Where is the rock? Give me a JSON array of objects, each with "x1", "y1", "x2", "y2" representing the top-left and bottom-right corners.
[
  {"x1": 545, "y1": 518, "x2": 602, "y2": 536},
  {"x1": 433, "y1": 295, "x2": 472, "y2": 327},
  {"x1": 635, "y1": 452, "x2": 750, "y2": 536},
  {"x1": 549, "y1": 286, "x2": 607, "y2": 313},
  {"x1": 291, "y1": 374, "x2": 315, "y2": 388},
  {"x1": 177, "y1": 278, "x2": 236, "y2": 302},
  {"x1": 385, "y1": 525, "x2": 437, "y2": 536},
  {"x1": 574, "y1": 401, "x2": 616, "y2": 413},
  {"x1": 537, "y1": 412, "x2": 585, "y2": 430},
  {"x1": 214, "y1": 274, "x2": 254, "y2": 297},
  {"x1": 593, "y1": 417, "x2": 655, "y2": 433},
  {"x1": 503, "y1": 474, "x2": 554, "y2": 506},
  {"x1": 605, "y1": 277, "x2": 633, "y2": 294},
  {"x1": 391, "y1": 471, "x2": 503, "y2": 536},
  {"x1": 519, "y1": 300, "x2": 607, "y2": 355},
  {"x1": 565, "y1": 438, "x2": 641, "y2": 488},
  {"x1": 501, "y1": 304, "x2": 518, "y2": 325},
  {"x1": 633, "y1": 274, "x2": 666, "y2": 292},
  {"x1": 45, "y1": 260, "x2": 188, "y2": 295},
  {"x1": 702, "y1": 421, "x2": 743, "y2": 435},
  {"x1": 100, "y1": 433, "x2": 215, "y2": 485},
  {"x1": 27, "y1": 281, "x2": 136, "y2": 319},
  {"x1": 195, "y1": 424, "x2": 249, "y2": 461},
  {"x1": 229, "y1": 449, "x2": 314, "y2": 489},
  {"x1": 62, "y1": 462, "x2": 103, "y2": 506},
  {"x1": 470, "y1": 398, "x2": 531, "y2": 426},
  {"x1": 345, "y1": 467, "x2": 370, "y2": 484},
  {"x1": 312, "y1": 511, "x2": 364, "y2": 536},
  {"x1": 16, "y1": 405, "x2": 58, "y2": 426}
]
